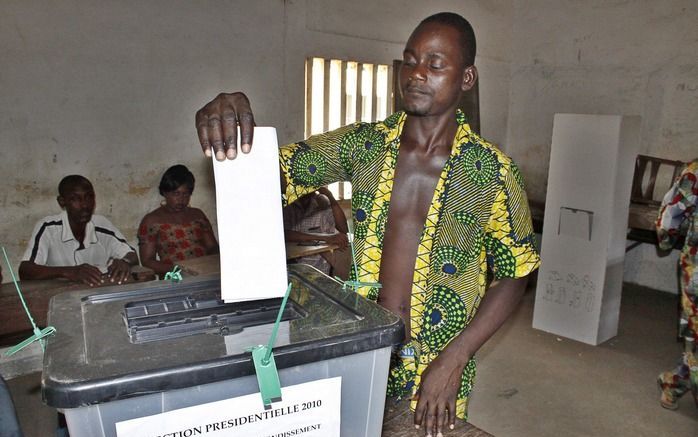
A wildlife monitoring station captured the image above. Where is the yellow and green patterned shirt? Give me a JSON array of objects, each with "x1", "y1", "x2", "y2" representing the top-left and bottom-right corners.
[{"x1": 280, "y1": 110, "x2": 540, "y2": 419}]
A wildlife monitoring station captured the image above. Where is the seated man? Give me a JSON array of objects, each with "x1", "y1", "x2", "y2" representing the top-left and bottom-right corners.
[
  {"x1": 283, "y1": 186, "x2": 349, "y2": 278},
  {"x1": 19, "y1": 175, "x2": 138, "y2": 286}
]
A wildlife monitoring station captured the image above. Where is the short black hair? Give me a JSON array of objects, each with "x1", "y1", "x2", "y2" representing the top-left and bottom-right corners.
[
  {"x1": 159, "y1": 165, "x2": 195, "y2": 196},
  {"x1": 419, "y1": 12, "x2": 477, "y2": 67},
  {"x1": 58, "y1": 175, "x2": 92, "y2": 197}
]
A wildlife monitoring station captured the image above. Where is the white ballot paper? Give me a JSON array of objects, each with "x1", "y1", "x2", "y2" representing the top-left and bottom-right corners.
[{"x1": 212, "y1": 127, "x2": 288, "y2": 302}]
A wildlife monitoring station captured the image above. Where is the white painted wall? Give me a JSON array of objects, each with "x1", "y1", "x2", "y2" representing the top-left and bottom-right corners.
[
  {"x1": 504, "y1": 0, "x2": 698, "y2": 292},
  {"x1": 506, "y1": 0, "x2": 698, "y2": 201},
  {"x1": 0, "y1": 0, "x2": 512, "y2": 280},
  {"x1": 1, "y1": 0, "x2": 694, "y2": 291}
]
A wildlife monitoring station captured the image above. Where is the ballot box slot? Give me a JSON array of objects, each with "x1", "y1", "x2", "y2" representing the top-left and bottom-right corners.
[{"x1": 123, "y1": 294, "x2": 305, "y2": 344}]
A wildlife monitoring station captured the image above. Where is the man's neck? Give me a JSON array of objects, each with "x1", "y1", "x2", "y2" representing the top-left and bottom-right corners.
[
  {"x1": 68, "y1": 220, "x2": 88, "y2": 247},
  {"x1": 401, "y1": 112, "x2": 459, "y2": 153}
]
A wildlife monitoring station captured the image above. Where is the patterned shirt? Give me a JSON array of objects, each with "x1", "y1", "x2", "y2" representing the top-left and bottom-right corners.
[
  {"x1": 138, "y1": 219, "x2": 213, "y2": 264},
  {"x1": 279, "y1": 110, "x2": 541, "y2": 419},
  {"x1": 656, "y1": 159, "x2": 698, "y2": 339}
]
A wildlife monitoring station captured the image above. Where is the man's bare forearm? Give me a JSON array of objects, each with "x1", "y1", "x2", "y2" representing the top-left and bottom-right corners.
[
  {"x1": 19, "y1": 261, "x2": 69, "y2": 281},
  {"x1": 442, "y1": 276, "x2": 528, "y2": 363}
]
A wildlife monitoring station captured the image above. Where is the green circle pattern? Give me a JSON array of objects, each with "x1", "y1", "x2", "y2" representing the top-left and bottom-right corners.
[
  {"x1": 338, "y1": 132, "x2": 354, "y2": 176},
  {"x1": 452, "y1": 211, "x2": 484, "y2": 263},
  {"x1": 351, "y1": 191, "x2": 373, "y2": 240},
  {"x1": 422, "y1": 285, "x2": 467, "y2": 352},
  {"x1": 512, "y1": 163, "x2": 525, "y2": 189},
  {"x1": 290, "y1": 148, "x2": 327, "y2": 187},
  {"x1": 339, "y1": 124, "x2": 385, "y2": 171},
  {"x1": 431, "y1": 245, "x2": 469, "y2": 277},
  {"x1": 387, "y1": 363, "x2": 416, "y2": 398},
  {"x1": 453, "y1": 211, "x2": 477, "y2": 227},
  {"x1": 375, "y1": 201, "x2": 389, "y2": 245},
  {"x1": 384, "y1": 111, "x2": 402, "y2": 129},
  {"x1": 458, "y1": 359, "x2": 476, "y2": 398},
  {"x1": 365, "y1": 286, "x2": 380, "y2": 301},
  {"x1": 462, "y1": 147, "x2": 497, "y2": 186},
  {"x1": 485, "y1": 235, "x2": 516, "y2": 277}
]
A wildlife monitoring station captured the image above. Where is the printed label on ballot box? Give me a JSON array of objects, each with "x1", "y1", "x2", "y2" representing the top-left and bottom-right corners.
[{"x1": 115, "y1": 377, "x2": 341, "y2": 437}]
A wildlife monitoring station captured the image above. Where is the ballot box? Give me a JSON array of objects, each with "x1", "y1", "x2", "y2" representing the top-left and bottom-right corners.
[{"x1": 42, "y1": 264, "x2": 403, "y2": 437}]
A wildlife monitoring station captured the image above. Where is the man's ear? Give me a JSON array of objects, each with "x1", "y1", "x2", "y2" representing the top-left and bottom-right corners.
[
  {"x1": 57, "y1": 195, "x2": 65, "y2": 209},
  {"x1": 461, "y1": 65, "x2": 478, "y2": 92}
]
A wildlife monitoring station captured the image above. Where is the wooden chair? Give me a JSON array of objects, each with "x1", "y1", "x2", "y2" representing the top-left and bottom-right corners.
[
  {"x1": 630, "y1": 154, "x2": 685, "y2": 207},
  {"x1": 627, "y1": 154, "x2": 685, "y2": 246}
]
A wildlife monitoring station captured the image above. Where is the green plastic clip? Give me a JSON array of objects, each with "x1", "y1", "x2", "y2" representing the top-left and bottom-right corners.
[
  {"x1": 2, "y1": 246, "x2": 56, "y2": 357},
  {"x1": 250, "y1": 282, "x2": 293, "y2": 408},
  {"x1": 164, "y1": 265, "x2": 182, "y2": 283},
  {"x1": 332, "y1": 233, "x2": 382, "y2": 292}
]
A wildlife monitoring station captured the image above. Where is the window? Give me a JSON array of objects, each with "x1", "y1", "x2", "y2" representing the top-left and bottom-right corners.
[{"x1": 305, "y1": 57, "x2": 393, "y2": 199}]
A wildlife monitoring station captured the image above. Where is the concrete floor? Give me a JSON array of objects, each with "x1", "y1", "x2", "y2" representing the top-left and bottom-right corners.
[
  {"x1": 4, "y1": 283, "x2": 698, "y2": 436},
  {"x1": 468, "y1": 283, "x2": 697, "y2": 436}
]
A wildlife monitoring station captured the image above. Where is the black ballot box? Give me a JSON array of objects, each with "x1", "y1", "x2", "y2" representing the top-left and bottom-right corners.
[{"x1": 42, "y1": 264, "x2": 403, "y2": 437}]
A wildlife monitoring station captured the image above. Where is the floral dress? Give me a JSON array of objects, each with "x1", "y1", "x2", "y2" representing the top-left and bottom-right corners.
[
  {"x1": 137, "y1": 218, "x2": 213, "y2": 263},
  {"x1": 656, "y1": 159, "x2": 698, "y2": 408}
]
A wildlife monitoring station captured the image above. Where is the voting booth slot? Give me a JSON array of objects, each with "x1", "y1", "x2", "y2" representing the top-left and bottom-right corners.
[
  {"x1": 121, "y1": 291, "x2": 306, "y2": 343},
  {"x1": 558, "y1": 207, "x2": 594, "y2": 241}
]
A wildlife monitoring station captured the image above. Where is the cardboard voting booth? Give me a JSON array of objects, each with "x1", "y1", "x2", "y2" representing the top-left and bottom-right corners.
[
  {"x1": 532, "y1": 114, "x2": 640, "y2": 345},
  {"x1": 42, "y1": 265, "x2": 403, "y2": 437}
]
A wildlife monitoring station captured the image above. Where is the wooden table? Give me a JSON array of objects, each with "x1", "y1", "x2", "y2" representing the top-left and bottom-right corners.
[
  {"x1": 176, "y1": 243, "x2": 340, "y2": 277},
  {"x1": 285, "y1": 242, "x2": 338, "y2": 260},
  {"x1": 382, "y1": 399, "x2": 492, "y2": 436},
  {"x1": 176, "y1": 254, "x2": 221, "y2": 276},
  {"x1": 0, "y1": 266, "x2": 155, "y2": 346}
]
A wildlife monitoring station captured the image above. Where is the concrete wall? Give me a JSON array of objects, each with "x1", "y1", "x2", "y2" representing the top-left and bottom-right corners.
[
  {"x1": 1, "y1": 0, "x2": 694, "y2": 291},
  {"x1": 506, "y1": 0, "x2": 698, "y2": 201},
  {"x1": 504, "y1": 0, "x2": 698, "y2": 292},
  {"x1": 0, "y1": 0, "x2": 512, "y2": 281}
]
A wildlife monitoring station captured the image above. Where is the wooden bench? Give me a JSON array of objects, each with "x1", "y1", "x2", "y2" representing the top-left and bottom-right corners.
[
  {"x1": 627, "y1": 154, "x2": 685, "y2": 247},
  {"x1": 0, "y1": 267, "x2": 155, "y2": 347},
  {"x1": 526, "y1": 154, "x2": 686, "y2": 249}
]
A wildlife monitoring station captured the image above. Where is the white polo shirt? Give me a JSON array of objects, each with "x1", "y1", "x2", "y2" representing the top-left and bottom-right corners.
[{"x1": 22, "y1": 211, "x2": 135, "y2": 273}]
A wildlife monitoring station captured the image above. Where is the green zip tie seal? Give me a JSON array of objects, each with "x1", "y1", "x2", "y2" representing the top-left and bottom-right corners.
[
  {"x1": 164, "y1": 265, "x2": 182, "y2": 283},
  {"x1": 2, "y1": 246, "x2": 56, "y2": 357},
  {"x1": 250, "y1": 282, "x2": 293, "y2": 408},
  {"x1": 332, "y1": 233, "x2": 382, "y2": 292}
]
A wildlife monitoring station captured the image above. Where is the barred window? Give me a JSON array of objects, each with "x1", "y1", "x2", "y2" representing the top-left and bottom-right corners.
[{"x1": 305, "y1": 57, "x2": 393, "y2": 199}]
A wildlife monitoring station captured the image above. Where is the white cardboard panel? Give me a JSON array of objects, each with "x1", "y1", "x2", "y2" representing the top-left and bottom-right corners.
[{"x1": 532, "y1": 114, "x2": 640, "y2": 345}]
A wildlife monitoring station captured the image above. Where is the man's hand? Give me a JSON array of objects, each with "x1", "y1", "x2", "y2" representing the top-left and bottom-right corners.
[
  {"x1": 412, "y1": 277, "x2": 529, "y2": 436},
  {"x1": 64, "y1": 264, "x2": 104, "y2": 287},
  {"x1": 414, "y1": 350, "x2": 466, "y2": 437},
  {"x1": 107, "y1": 258, "x2": 132, "y2": 284},
  {"x1": 195, "y1": 92, "x2": 255, "y2": 161},
  {"x1": 325, "y1": 233, "x2": 349, "y2": 250},
  {"x1": 316, "y1": 186, "x2": 333, "y2": 198}
]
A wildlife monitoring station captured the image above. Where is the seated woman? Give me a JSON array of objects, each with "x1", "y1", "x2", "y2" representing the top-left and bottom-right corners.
[{"x1": 138, "y1": 165, "x2": 219, "y2": 276}]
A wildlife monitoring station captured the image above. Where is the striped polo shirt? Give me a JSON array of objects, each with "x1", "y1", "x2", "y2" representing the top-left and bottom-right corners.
[{"x1": 22, "y1": 210, "x2": 135, "y2": 273}]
